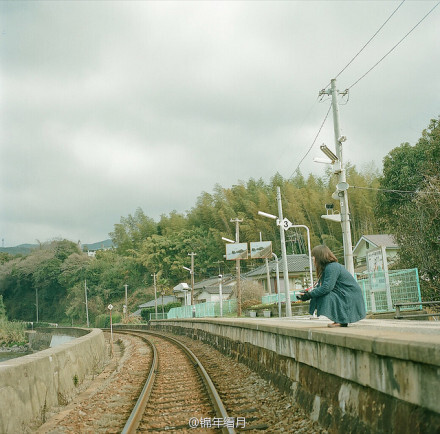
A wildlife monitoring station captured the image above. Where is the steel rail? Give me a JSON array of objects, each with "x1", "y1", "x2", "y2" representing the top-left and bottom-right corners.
[
  {"x1": 115, "y1": 329, "x2": 235, "y2": 434},
  {"x1": 121, "y1": 334, "x2": 157, "y2": 434}
]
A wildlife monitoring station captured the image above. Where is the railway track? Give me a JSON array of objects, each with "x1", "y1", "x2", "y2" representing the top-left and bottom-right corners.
[
  {"x1": 35, "y1": 329, "x2": 324, "y2": 433},
  {"x1": 118, "y1": 330, "x2": 235, "y2": 433}
]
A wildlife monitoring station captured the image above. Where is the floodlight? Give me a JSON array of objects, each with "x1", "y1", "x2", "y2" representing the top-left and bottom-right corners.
[
  {"x1": 258, "y1": 211, "x2": 278, "y2": 220},
  {"x1": 221, "y1": 237, "x2": 235, "y2": 243},
  {"x1": 320, "y1": 144, "x2": 338, "y2": 163}
]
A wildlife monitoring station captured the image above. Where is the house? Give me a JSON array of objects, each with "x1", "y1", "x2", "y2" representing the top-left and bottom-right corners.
[
  {"x1": 193, "y1": 275, "x2": 235, "y2": 303},
  {"x1": 132, "y1": 295, "x2": 179, "y2": 316},
  {"x1": 245, "y1": 254, "x2": 315, "y2": 293},
  {"x1": 352, "y1": 234, "x2": 399, "y2": 272},
  {"x1": 194, "y1": 276, "x2": 234, "y2": 303}
]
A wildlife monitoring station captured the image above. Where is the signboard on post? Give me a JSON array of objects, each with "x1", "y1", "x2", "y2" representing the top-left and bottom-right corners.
[
  {"x1": 225, "y1": 243, "x2": 248, "y2": 260},
  {"x1": 367, "y1": 246, "x2": 393, "y2": 311},
  {"x1": 250, "y1": 241, "x2": 272, "y2": 259}
]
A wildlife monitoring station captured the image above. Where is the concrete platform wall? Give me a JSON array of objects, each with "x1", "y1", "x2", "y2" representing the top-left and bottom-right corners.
[
  {"x1": 147, "y1": 319, "x2": 440, "y2": 433},
  {"x1": 0, "y1": 328, "x2": 106, "y2": 433}
]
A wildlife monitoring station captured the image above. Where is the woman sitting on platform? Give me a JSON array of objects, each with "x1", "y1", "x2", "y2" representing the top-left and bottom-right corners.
[{"x1": 297, "y1": 245, "x2": 366, "y2": 328}]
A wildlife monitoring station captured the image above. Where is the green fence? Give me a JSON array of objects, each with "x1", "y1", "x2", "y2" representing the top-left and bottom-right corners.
[
  {"x1": 356, "y1": 268, "x2": 421, "y2": 313},
  {"x1": 166, "y1": 299, "x2": 237, "y2": 319},
  {"x1": 262, "y1": 291, "x2": 302, "y2": 304}
]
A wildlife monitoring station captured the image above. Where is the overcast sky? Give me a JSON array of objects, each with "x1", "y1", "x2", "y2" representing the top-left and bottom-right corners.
[{"x1": 1, "y1": 1, "x2": 439, "y2": 247}]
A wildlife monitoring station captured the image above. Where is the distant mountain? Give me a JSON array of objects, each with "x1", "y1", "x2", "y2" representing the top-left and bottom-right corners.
[
  {"x1": 82, "y1": 239, "x2": 114, "y2": 251},
  {"x1": 0, "y1": 239, "x2": 114, "y2": 256},
  {"x1": 0, "y1": 244, "x2": 38, "y2": 255}
]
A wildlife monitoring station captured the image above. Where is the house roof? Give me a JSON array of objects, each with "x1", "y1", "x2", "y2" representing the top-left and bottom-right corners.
[
  {"x1": 138, "y1": 295, "x2": 178, "y2": 309},
  {"x1": 193, "y1": 274, "x2": 236, "y2": 290},
  {"x1": 245, "y1": 254, "x2": 314, "y2": 277},
  {"x1": 353, "y1": 234, "x2": 399, "y2": 255},
  {"x1": 195, "y1": 286, "x2": 234, "y2": 295}
]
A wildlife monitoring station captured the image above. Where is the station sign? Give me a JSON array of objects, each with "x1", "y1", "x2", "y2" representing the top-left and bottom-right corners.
[
  {"x1": 225, "y1": 243, "x2": 248, "y2": 260},
  {"x1": 276, "y1": 218, "x2": 294, "y2": 231},
  {"x1": 250, "y1": 241, "x2": 272, "y2": 259}
]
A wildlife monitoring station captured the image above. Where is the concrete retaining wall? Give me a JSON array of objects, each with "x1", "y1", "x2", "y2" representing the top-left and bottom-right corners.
[
  {"x1": 0, "y1": 328, "x2": 106, "y2": 433},
  {"x1": 146, "y1": 319, "x2": 440, "y2": 434}
]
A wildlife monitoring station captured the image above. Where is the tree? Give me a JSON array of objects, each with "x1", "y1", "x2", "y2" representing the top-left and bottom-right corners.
[
  {"x1": 377, "y1": 117, "x2": 440, "y2": 223},
  {"x1": 376, "y1": 116, "x2": 440, "y2": 298},
  {"x1": 0, "y1": 295, "x2": 6, "y2": 321},
  {"x1": 391, "y1": 176, "x2": 440, "y2": 298},
  {"x1": 109, "y1": 207, "x2": 157, "y2": 254}
]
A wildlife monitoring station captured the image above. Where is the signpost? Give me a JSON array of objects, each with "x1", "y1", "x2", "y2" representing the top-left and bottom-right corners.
[
  {"x1": 277, "y1": 218, "x2": 314, "y2": 289},
  {"x1": 367, "y1": 247, "x2": 392, "y2": 311},
  {"x1": 108, "y1": 304, "x2": 114, "y2": 356}
]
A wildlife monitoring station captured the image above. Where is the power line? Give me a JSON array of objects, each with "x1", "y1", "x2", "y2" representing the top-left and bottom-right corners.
[
  {"x1": 348, "y1": 2, "x2": 440, "y2": 89},
  {"x1": 289, "y1": 103, "x2": 332, "y2": 179},
  {"x1": 351, "y1": 185, "x2": 440, "y2": 195},
  {"x1": 334, "y1": 0, "x2": 407, "y2": 82}
]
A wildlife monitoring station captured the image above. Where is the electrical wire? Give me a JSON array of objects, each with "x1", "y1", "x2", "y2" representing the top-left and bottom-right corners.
[
  {"x1": 351, "y1": 185, "x2": 440, "y2": 195},
  {"x1": 335, "y1": 0, "x2": 407, "y2": 81},
  {"x1": 348, "y1": 2, "x2": 440, "y2": 89},
  {"x1": 289, "y1": 102, "x2": 332, "y2": 179},
  {"x1": 321, "y1": 0, "x2": 407, "y2": 90}
]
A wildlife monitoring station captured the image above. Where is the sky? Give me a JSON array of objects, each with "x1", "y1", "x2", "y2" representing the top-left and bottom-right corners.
[{"x1": 1, "y1": 1, "x2": 439, "y2": 247}]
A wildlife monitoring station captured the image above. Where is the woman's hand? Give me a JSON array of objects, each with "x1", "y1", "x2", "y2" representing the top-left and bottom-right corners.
[{"x1": 296, "y1": 292, "x2": 311, "y2": 301}]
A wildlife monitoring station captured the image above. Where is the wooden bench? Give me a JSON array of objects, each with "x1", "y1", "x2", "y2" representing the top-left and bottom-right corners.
[{"x1": 394, "y1": 301, "x2": 440, "y2": 319}]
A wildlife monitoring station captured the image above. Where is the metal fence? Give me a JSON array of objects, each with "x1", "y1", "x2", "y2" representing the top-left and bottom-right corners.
[
  {"x1": 356, "y1": 268, "x2": 421, "y2": 313},
  {"x1": 261, "y1": 291, "x2": 302, "y2": 304},
  {"x1": 166, "y1": 299, "x2": 237, "y2": 319}
]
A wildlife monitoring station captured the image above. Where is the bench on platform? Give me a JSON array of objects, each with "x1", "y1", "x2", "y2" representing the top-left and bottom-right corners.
[{"x1": 394, "y1": 300, "x2": 440, "y2": 319}]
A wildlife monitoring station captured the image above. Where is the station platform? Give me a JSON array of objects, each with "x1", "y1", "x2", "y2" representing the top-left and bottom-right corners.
[{"x1": 148, "y1": 315, "x2": 440, "y2": 433}]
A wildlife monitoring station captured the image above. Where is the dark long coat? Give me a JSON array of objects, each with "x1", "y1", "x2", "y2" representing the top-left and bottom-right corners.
[{"x1": 309, "y1": 262, "x2": 366, "y2": 324}]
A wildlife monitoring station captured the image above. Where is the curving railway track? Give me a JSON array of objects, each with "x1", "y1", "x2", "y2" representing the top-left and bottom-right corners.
[{"x1": 35, "y1": 329, "x2": 325, "y2": 433}]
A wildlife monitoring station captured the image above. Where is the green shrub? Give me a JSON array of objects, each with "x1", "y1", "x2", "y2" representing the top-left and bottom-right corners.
[
  {"x1": 0, "y1": 319, "x2": 26, "y2": 346},
  {"x1": 94, "y1": 313, "x2": 122, "y2": 328}
]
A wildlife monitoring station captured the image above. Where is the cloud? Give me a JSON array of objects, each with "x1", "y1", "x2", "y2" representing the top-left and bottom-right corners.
[{"x1": 1, "y1": 1, "x2": 439, "y2": 246}]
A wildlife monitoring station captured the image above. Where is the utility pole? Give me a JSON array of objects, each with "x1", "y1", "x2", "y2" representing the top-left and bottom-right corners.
[
  {"x1": 35, "y1": 287, "x2": 39, "y2": 323},
  {"x1": 188, "y1": 252, "x2": 196, "y2": 305},
  {"x1": 218, "y1": 274, "x2": 223, "y2": 317},
  {"x1": 124, "y1": 283, "x2": 128, "y2": 320},
  {"x1": 261, "y1": 232, "x2": 272, "y2": 294},
  {"x1": 151, "y1": 273, "x2": 158, "y2": 318},
  {"x1": 319, "y1": 79, "x2": 355, "y2": 275},
  {"x1": 230, "y1": 218, "x2": 243, "y2": 317},
  {"x1": 85, "y1": 279, "x2": 89, "y2": 327},
  {"x1": 276, "y1": 187, "x2": 292, "y2": 318}
]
